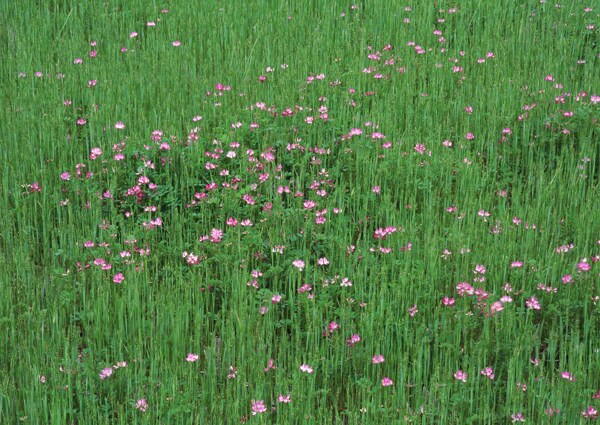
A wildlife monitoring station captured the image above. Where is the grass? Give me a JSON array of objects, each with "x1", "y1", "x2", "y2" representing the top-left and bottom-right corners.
[{"x1": 1, "y1": 0, "x2": 599, "y2": 423}]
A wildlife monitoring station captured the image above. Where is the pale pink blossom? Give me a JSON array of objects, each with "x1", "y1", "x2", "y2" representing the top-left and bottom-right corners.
[
  {"x1": 99, "y1": 367, "x2": 113, "y2": 380},
  {"x1": 454, "y1": 370, "x2": 467, "y2": 382},
  {"x1": 382, "y1": 377, "x2": 394, "y2": 386},
  {"x1": 186, "y1": 353, "x2": 199, "y2": 362}
]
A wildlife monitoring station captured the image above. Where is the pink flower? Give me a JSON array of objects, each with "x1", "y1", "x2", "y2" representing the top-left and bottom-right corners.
[
  {"x1": 271, "y1": 294, "x2": 282, "y2": 304},
  {"x1": 300, "y1": 364, "x2": 314, "y2": 373},
  {"x1": 408, "y1": 304, "x2": 418, "y2": 317},
  {"x1": 577, "y1": 261, "x2": 591, "y2": 272},
  {"x1": 373, "y1": 226, "x2": 397, "y2": 240},
  {"x1": 60, "y1": 172, "x2": 70, "y2": 181},
  {"x1": 562, "y1": 274, "x2": 573, "y2": 284},
  {"x1": 113, "y1": 273, "x2": 124, "y2": 284},
  {"x1": 372, "y1": 354, "x2": 385, "y2": 364},
  {"x1": 561, "y1": 371, "x2": 575, "y2": 381},
  {"x1": 456, "y1": 282, "x2": 474, "y2": 296},
  {"x1": 172, "y1": 40, "x2": 181, "y2": 47},
  {"x1": 346, "y1": 333, "x2": 361, "y2": 347},
  {"x1": 134, "y1": 399, "x2": 148, "y2": 412},
  {"x1": 525, "y1": 296, "x2": 541, "y2": 310},
  {"x1": 264, "y1": 358, "x2": 277, "y2": 372},
  {"x1": 251, "y1": 400, "x2": 267, "y2": 415},
  {"x1": 582, "y1": 406, "x2": 598, "y2": 419},
  {"x1": 90, "y1": 147, "x2": 103, "y2": 160},
  {"x1": 490, "y1": 301, "x2": 504, "y2": 315},
  {"x1": 227, "y1": 366, "x2": 237, "y2": 379},
  {"x1": 292, "y1": 259, "x2": 305, "y2": 271},
  {"x1": 414, "y1": 144, "x2": 426, "y2": 154},
  {"x1": 480, "y1": 367, "x2": 494, "y2": 380},
  {"x1": 511, "y1": 412, "x2": 525, "y2": 422},
  {"x1": 303, "y1": 200, "x2": 316, "y2": 210},
  {"x1": 210, "y1": 228, "x2": 223, "y2": 243},
  {"x1": 511, "y1": 261, "x2": 523, "y2": 268},
  {"x1": 278, "y1": 394, "x2": 292, "y2": 403},
  {"x1": 454, "y1": 370, "x2": 467, "y2": 382},
  {"x1": 382, "y1": 377, "x2": 394, "y2": 386},
  {"x1": 442, "y1": 296, "x2": 455, "y2": 307},
  {"x1": 114, "y1": 122, "x2": 125, "y2": 130},
  {"x1": 326, "y1": 321, "x2": 340, "y2": 335},
  {"x1": 186, "y1": 353, "x2": 199, "y2": 362},
  {"x1": 99, "y1": 367, "x2": 113, "y2": 380},
  {"x1": 317, "y1": 257, "x2": 329, "y2": 266}
]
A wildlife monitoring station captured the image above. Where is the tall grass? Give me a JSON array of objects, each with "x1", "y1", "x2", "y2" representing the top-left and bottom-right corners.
[{"x1": 1, "y1": 0, "x2": 599, "y2": 423}]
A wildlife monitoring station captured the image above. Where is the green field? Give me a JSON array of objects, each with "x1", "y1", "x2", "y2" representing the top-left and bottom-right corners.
[{"x1": 1, "y1": 1, "x2": 599, "y2": 423}]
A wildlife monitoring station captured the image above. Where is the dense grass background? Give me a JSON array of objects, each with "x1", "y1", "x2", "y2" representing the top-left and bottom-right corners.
[{"x1": 1, "y1": 0, "x2": 599, "y2": 423}]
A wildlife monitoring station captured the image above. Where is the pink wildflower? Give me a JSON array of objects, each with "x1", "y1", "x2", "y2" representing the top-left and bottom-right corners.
[
  {"x1": 490, "y1": 301, "x2": 504, "y2": 315},
  {"x1": 582, "y1": 406, "x2": 598, "y2": 419},
  {"x1": 134, "y1": 399, "x2": 148, "y2": 412},
  {"x1": 264, "y1": 358, "x2": 277, "y2": 372},
  {"x1": 347, "y1": 333, "x2": 361, "y2": 347},
  {"x1": 454, "y1": 370, "x2": 467, "y2": 382},
  {"x1": 99, "y1": 367, "x2": 113, "y2": 380},
  {"x1": 292, "y1": 259, "x2": 305, "y2": 271},
  {"x1": 382, "y1": 377, "x2": 394, "y2": 386},
  {"x1": 577, "y1": 261, "x2": 591, "y2": 272},
  {"x1": 442, "y1": 297, "x2": 455, "y2": 307},
  {"x1": 481, "y1": 367, "x2": 494, "y2": 380},
  {"x1": 511, "y1": 412, "x2": 525, "y2": 422},
  {"x1": 186, "y1": 353, "x2": 199, "y2": 362},
  {"x1": 251, "y1": 400, "x2": 267, "y2": 415},
  {"x1": 525, "y1": 296, "x2": 541, "y2": 310},
  {"x1": 278, "y1": 394, "x2": 292, "y2": 403},
  {"x1": 414, "y1": 144, "x2": 426, "y2": 154},
  {"x1": 372, "y1": 354, "x2": 385, "y2": 364},
  {"x1": 561, "y1": 371, "x2": 575, "y2": 381},
  {"x1": 300, "y1": 364, "x2": 314, "y2": 373}
]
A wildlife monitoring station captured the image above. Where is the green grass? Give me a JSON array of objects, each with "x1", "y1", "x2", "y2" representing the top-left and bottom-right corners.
[{"x1": 1, "y1": 0, "x2": 599, "y2": 423}]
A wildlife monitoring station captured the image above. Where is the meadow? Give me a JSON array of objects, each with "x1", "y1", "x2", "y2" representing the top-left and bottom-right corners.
[{"x1": 1, "y1": 0, "x2": 599, "y2": 423}]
